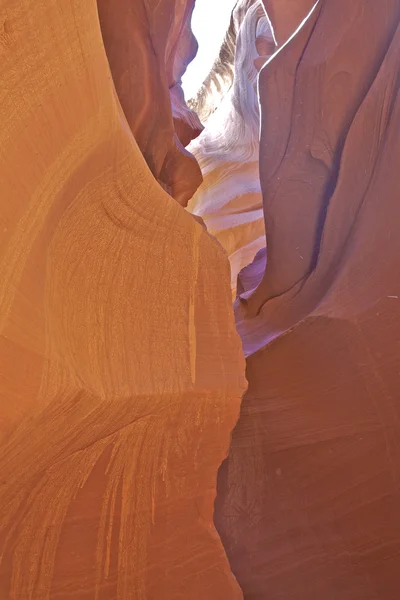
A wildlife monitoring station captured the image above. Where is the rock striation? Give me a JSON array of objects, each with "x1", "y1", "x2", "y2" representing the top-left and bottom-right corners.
[
  {"x1": 2, "y1": 0, "x2": 400, "y2": 598},
  {"x1": 0, "y1": 1, "x2": 245, "y2": 598},
  {"x1": 97, "y1": 0, "x2": 203, "y2": 205},
  {"x1": 216, "y1": 1, "x2": 400, "y2": 598},
  {"x1": 188, "y1": 0, "x2": 275, "y2": 296}
]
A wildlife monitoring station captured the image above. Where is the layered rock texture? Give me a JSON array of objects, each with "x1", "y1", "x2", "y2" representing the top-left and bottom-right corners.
[
  {"x1": 2, "y1": 0, "x2": 400, "y2": 599},
  {"x1": 188, "y1": 0, "x2": 275, "y2": 296},
  {"x1": 215, "y1": 1, "x2": 400, "y2": 599},
  {"x1": 97, "y1": 0, "x2": 203, "y2": 205},
  {"x1": 0, "y1": 1, "x2": 245, "y2": 598}
]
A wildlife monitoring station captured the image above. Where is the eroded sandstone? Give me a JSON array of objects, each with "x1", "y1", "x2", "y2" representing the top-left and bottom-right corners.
[
  {"x1": 216, "y1": 1, "x2": 400, "y2": 598},
  {"x1": 2, "y1": 0, "x2": 400, "y2": 598},
  {"x1": 0, "y1": 1, "x2": 245, "y2": 598},
  {"x1": 188, "y1": 0, "x2": 275, "y2": 296},
  {"x1": 97, "y1": 0, "x2": 203, "y2": 205}
]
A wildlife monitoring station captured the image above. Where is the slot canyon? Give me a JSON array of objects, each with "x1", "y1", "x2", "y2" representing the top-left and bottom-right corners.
[{"x1": 1, "y1": 0, "x2": 400, "y2": 598}]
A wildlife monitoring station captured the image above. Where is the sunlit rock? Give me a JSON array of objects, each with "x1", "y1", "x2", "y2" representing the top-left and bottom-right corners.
[
  {"x1": 0, "y1": 1, "x2": 245, "y2": 598},
  {"x1": 187, "y1": 0, "x2": 275, "y2": 296}
]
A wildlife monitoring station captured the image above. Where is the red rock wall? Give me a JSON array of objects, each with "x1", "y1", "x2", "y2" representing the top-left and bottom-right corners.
[
  {"x1": 97, "y1": 0, "x2": 203, "y2": 205},
  {"x1": 0, "y1": 1, "x2": 245, "y2": 598},
  {"x1": 216, "y1": 1, "x2": 400, "y2": 598},
  {"x1": 2, "y1": 0, "x2": 400, "y2": 598}
]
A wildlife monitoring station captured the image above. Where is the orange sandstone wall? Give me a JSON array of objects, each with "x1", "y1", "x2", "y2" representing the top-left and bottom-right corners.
[
  {"x1": 97, "y1": 0, "x2": 203, "y2": 205},
  {"x1": 0, "y1": 1, "x2": 246, "y2": 598}
]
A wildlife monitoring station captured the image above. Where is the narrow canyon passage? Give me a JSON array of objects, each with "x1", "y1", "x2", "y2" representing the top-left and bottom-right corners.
[{"x1": 1, "y1": 1, "x2": 400, "y2": 599}]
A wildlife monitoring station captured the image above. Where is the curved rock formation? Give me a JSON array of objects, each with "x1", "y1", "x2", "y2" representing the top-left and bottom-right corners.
[
  {"x1": 0, "y1": 1, "x2": 246, "y2": 598},
  {"x1": 2, "y1": 0, "x2": 400, "y2": 598},
  {"x1": 262, "y1": 0, "x2": 318, "y2": 45},
  {"x1": 235, "y1": 0, "x2": 400, "y2": 352},
  {"x1": 97, "y1": 0, "x2": 203, "y2": 205},
  {"x1": 169, "y1": 3, "x2": 205, "y2": 147},
  {"x1": 216, "y1": 1, "x2": 400, "y2": 598},
  {"x1": 188, "y1": 0, "x2": 275, "y2": 296}
]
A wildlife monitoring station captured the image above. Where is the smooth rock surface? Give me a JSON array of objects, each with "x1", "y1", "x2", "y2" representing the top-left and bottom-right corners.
[
  {"x1": 217, "y1": 1, "x2": 400, "y2": 598},
  {"x1": 97, "y1": 0, "x2": 203, "y2": 205},
  {"x1": 2, "y1": 0, "x2": 400, "y2": 598},
  {"x1": 262, "y1": 0, "x2": 319, "y2": 44},
  {"x1": 0, "y1": 1, "x2": 246, "y2": 598}
]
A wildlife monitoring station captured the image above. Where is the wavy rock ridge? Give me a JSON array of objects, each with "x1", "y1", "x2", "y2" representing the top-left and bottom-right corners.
[
  {"x1": 188, "y1": 0, "x2": 275, "y2": 296},
  {"x1": 210, "y1": 1, "x2": 400, "y2": 599},
  {"x1": 0, "y1": 1, "x2": 245, "y2": 598},
  {"x1": 2, "y1": 0, "x2": 400, "y2": 599}
]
